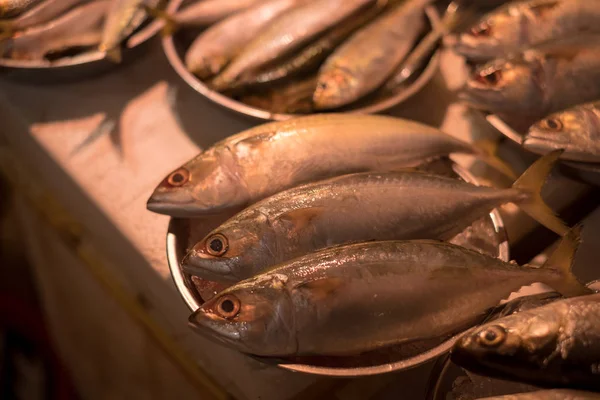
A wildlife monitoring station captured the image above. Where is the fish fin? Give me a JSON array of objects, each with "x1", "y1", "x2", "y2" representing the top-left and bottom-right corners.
[
  {"x1": 277, "y1": 207, "x2": 325, "y2": 232},
  {"x1": 473, "y1": 138, "x2": 517, "y2": 179},
  {"x1": 104, "y1": 47, "x2": 122, "y2": 63},
  {"x1": 512, "y1": 149, "x2": 568, "y2": 236},
  {"x1": 142, "y1": 4, "x2": 176, "y2": 36},
  {"x1": 539, "y1": 226, "x2": 591, "y2": 297},
  {"x1": 293, "y1": 277, "x2": 344, "y2": 301}
]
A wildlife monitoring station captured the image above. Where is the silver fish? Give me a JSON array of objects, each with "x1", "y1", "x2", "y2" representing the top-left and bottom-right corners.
[
  {"x1": 2, "y1": 1, "x2": 109, "y2": 60},
  {"x1": 146, "y1": 114, "x2": 512, "y2": 217},
  {"x1": 453, "y1": 292, "x2": 600, "y2": 391},
  {"x1": 175, "y1": 0, "x2": 265, "y2": 27},
  {"x1": 183, "y1": 152, "x2": 567, "y2": 282},
  {"x1": 0, "y1": 0, "x2": 42, "y2": 18},
  {"x1": 450, "y1": 0, "x2": 600, "y2": 61},
  {"x1": 525, "y1": 101, "x2": 600, "y2": 163},
  {"x1": 313, "y1": 0, "x2": 428, "y2": 110},
  {"x1": 0, "y1": 0, "x2": 85, "y2": 33},
  {"x1": 189, "y1": 231, "x2": 589, "y2": 357},
  {"x1": 185, "y1": 0, "x2": 307, "y2": 80},
  {"x1": 477, "y1": 390, "x2": 600, "y2": 400},
  {"x1": 212, "y1": 0, "x2": 375, "y2": 89},
  {"x1": 459, "y1": 39, "x2": 600, "y2": 122}
]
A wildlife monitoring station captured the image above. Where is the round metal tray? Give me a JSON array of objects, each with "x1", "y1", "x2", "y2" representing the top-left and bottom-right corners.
[
  {"x1": 162, "y1": 0, "x2": 441, "y2": 121},
  {"x1": 166, "y1": 158, "x2": 509, "y2": 377}
]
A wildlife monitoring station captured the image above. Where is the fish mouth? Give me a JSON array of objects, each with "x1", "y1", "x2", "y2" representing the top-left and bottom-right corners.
[
  {"x1": 181, "y1": 251, "x2": 237, "y2": 282},
  {"x1": 522, "y1": 136, "x2": 569, "y2": 156},
  {"x1": 146, "y1": 189, "x2": 197, "y2": 216},
  {"x1": 188, "y1": 310, "x2": 241, "y2": 346}
]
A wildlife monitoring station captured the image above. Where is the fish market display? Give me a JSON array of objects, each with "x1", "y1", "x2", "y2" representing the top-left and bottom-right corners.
[
  {"x1": 525, "y1": 101, "x2": 600, "y2": 163},
  {"x1": 189, "y1": 231, "x2": 589, "y2": 357},
  {"x1": 452, "y1": 292, "x2": 600, "y2": 391},
  {"x1": 147, "y1": 114, "x2": 513, "y2": 217},
  {"x1": 183, "y1": 152, "x2": 565, "y2": 281},
  {"x1": 313, "y1": 0, "x2": 427, "y2": 110},
  {"x1": 0, "y1": 0, "x2": 84, "y2": 33},
  {"x1": 477, "y1": 389, "x2": 600, "y2": 400},
  {"x1": 0, "y1": 0, "x2": 42, "y2": 18},
  {"x1": 450, "y1": 0, "x2": 600, "y2": 61},
  {"x1": 459, "y1": 39, "x2": 600, "y2": 122}
]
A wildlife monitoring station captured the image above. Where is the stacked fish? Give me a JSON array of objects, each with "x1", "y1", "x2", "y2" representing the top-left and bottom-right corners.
[
  {"x1": 164, "y1": 0, "x2": 441, "y2": 114},
  {"x1": 147, "y1": 114, "x2": 592, "y2": 362},
  {"x1": 449, "y1": 0, "x2": 600, "y2": 165},
  {"x1": 0, "y1": 0, "x2": 161, "y2": 63}
]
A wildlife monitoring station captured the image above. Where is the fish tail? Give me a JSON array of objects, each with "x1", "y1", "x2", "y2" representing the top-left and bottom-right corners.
[
  {"x1": 512, "y1": 149, "x2": 568, "y2": 236},
  {"x1": 539, "y1": 226, "x2": 591, "y2": 297},
  {"x1": 472, "y1": 138, "x2": 517, "y2": 179},
  {"x1": 142, "y1": 4, "x2": 176, "y2": 36}
]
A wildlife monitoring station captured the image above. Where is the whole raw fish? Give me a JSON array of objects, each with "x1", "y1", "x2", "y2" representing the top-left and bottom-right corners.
[
  {"x1": 189, "y1": 231, "x2": 589, "y2": 357},
  {"x1": 477, "y1": 390, "x2": 600, "y2": 400},
  {"x1": 0, "y1": 0, "x2": 42, "y2": 18},
  {"x1": 185, "y1": 0, "x2": 307, "y2": 80},
  {"x1": 175, "y1": 0, "x2": 264, "y2": 27},
  {"x1": 146, "y1": 114, "x2": 512, "y2": 217},
  {"x1": 452, "y1": 292, "x2": 600, "y2": 391},
  {"x1": 1, "y1": 1, "x2": 109, "y2": 60},
  {"x1": 449, "y1": 0, "x2": 600, "y2": 61},
  {"x1": 183, "y1": 151, "x2": 567, "y2": 281},
  {"x1": 459, "y1": 39, "x2": 600, "y2": 122},
  {"x1": 525, "y1": 101, "x2": 600, "y2": 163},
  {"x1": 0, "y1": 0, "x2": 85, "y2": 33},
  {"x1": 313, "y1": 0, "x2": 427, "y2": 110},
  {"x1": 212, "y1": 0, "x2": 375, "y2": 89}
]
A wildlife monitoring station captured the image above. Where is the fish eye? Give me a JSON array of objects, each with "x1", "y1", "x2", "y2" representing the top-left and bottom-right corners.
[
  {"x1": 205, "y1": 233, "x2": 228, "y2": 257},
  {"x1": 475, "y1": 68, "x2": 503, "y2": 86},
  {"x1": 216, "y1": 294, "x2": 240, "y2": 319},
  {"x1": 167, "y1": 168, "x2": 190, "y2": 187},
  {"x1": 541, "y1": 117, "x2": 563, "y2": 131},
  {"x1": 477, "y1": 325, "x2": 506, "y2": 347},
  {"x1": 470, "y1": 21, "x2": 492, "y2": 37}
]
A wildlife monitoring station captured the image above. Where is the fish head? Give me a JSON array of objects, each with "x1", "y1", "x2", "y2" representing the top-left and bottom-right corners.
[
  {"x1": 147, "y1": 149, "x2": 248, "y2": 217},
  {"x1": 189, "y1": 273, "x2": 297, "y2": 356},
  {"x1": 460, "y1": 56, "x2": 545, "y2": 116},
  {"x1": 183, "y1": 209, "x2": 276, "y2": 281},
  {"x1": 525, "y1": 107, "x2": 590, "y2": 155},
  {"x1": 452, "y1": 309, "x2": 561, "y2": 379},
  {"x1": 313, "y1": 68, "x2": 358, "y2": 110}
]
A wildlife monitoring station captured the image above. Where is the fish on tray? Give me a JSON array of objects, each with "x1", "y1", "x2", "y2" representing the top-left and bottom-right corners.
[{"x1": 0, "y1": 0, "x2": 85, "y2": 34}]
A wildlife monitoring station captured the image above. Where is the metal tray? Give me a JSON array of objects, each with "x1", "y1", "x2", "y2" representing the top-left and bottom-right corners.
[
  {"x1": 162, "y1": 0, "x2": 442, "y2": 121},
  {"x1": 166, "y1": 158, "x2": 509, "y2": 377}
]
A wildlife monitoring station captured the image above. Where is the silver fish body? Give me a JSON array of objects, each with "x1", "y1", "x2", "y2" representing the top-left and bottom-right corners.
[
  {"x1": 185, "y1": 0, "x2": 306, "y2": 79},
  {"x1": 525, "y1": 101, "x2": 600, "y2": 163},
  {"x1": 460, "y1": 40, "x2": 600, "y2": 121},
  {"x1": 313, "y1": 0, "x2": 427, "y2": 109},
  {"x1": 0, "y1": 0, "x2": 85, "y2": 32},
  {"x1": 147, "y1": 114, "x2": 480, "y2": 217},
  {"x1": 451, "y1": 0, "x2": 600, "y2": 61},
  {"x1": 175, "y1": 0, "x2": 265, "y2": 27},
  {"x1": 0, "y1": 0, "x2": 42, "y2": 18},
  {"x1": 478, "y1": 389, "x2": 600, "y2": 400},
  {"x1": 99, "y1": 0, "x2": 152, "y2": 60},
  {"x1": 212, "y1": 0, "x2": 375, "y2": 88},
  {"x1": 189, "y1": 238, "x2": 586, "y2": 357},
  {"x1": 452, "y1": 293, "x2": 600, "y2": 391}
]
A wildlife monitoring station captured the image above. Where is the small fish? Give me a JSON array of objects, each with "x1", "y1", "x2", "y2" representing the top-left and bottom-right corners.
[
  {"x1": 0, "y1": 0, "x2": 42, "y2": 18},
  {"x1": 477, "y1": 389, "x2": 600, "y2": 400},
  {"x1": 452, "y1": 291, "x2": 600, "y2": 391},
  {"x1": 313, "y1": 0, "x2": 428, "y2": 110},
  {"x1": 212, "y1": 0, "x2": 376, "y2": 90},
  {"x1": 146, "y1": 114, "x2": 513, "y2": 217},
  {"x1": 185, "y1": 0, "x2": 307, "y2": 80},
  {"x1": 459, "y1": 39, "x2": 600, "y2": 122},
  {"x1": 525, "y1": 101, "x2": 600, "y2": 163},
  {"x1": 449, "y1": 0, "x2": 600, "y2": 61},
  {"x1": 1, "y1": 1, "x2": 109, "y2": 61},
  {"x1": 0, "y1": 0, "x2": 85, "y2": 34},
  {"x1": 236, "y1": 76, "x2": 317, "y2": 114},
  {"x1": 183, "y1": 151, "x2": 567, "y2": 282},
  {"x1": 189, "y1": 230, "x2": 589, "y2": 357},
  {"x1": 175, "y1": 0, "x2": 264, "y2": 27}
]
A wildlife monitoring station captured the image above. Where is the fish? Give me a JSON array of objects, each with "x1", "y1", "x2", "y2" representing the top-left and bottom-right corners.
[
  {"x1": 1, "y1": 1, "x2": 109, "y2": 61},
  {"x1": 449, "y1": 0, "x2": 600, "y2": 62},
  {"x1": 175, "y1": 0, "x2": 265, "y2": 27},
  {"x1": 0, "y1": 0, "x2": 42, "y2": 18},
  {"x1": 476, "y1": 390, "x2": 600, "y2": 400},
  {"x1": 459, "y1": 39, "x2": 600, "y2": 122},
  {"x1": 185, "y1": 0, "x2": 307, "y2": 80},
  {"x1": 0, "y1": 0, "x2": 85, "y2": 34},
  {"x1": 313, "y1": 0, "x2": 428, "y2": 110},
  {"x1": 146, "y1": 114, "x2": 514, "y2": 217},
  {"x1": 182, "y1": 151, "x2": 567, "y2": 282},
  {"x1": 236, "y1": 75, "x2": 317, "y2": 114},
  {"x1": 188, "y1": 229, "x2": 590, "y2": 357},
  {"x1": 452, "y1": 291, "x2": 600, "y2": 391},
  {"x1": 211, "y1": 0, "x2": 376, "y2": 90},
  {"x1": 525, "y1": 101, "x2": 600, "y2": 163}
]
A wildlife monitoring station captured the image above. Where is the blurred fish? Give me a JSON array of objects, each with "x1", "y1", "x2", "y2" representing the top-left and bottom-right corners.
[
  {"x1": 185, "y1": 0, "x2": 308, "y2": 80},
  {"x1": 477, "y1": 390, "x2": 600, "y2": 400},
  {"x1": 146, "y1": 114, "x2": 513, "y2": 217},
  {"x1": 0, "y1": 0, "x2": 85, "y2": 33},
  {"x1": 459, "y1": 39, "x2": 600, "y2": 122},
  {"x1": 189, "y1": 230, "x2": 589, "y2": 356},
  {"x1": 313, "y1": 0, "x2": 427, "y2": 110},
  {"x1": 449, "y1": 0, "x2": 600, "y2": 61},
  {"x1": 212, "y1": 0, "x2": 376, "y2": 90},
  {"x1": 183, "y1": 151, "x2": 567, "y2": 281},
  {"x1": 453, "y1": 292, "x2": 600, "y2": 391},
  {"x1": 0, "y1": 0, "x2": 42, "y2": 18},
  {"x1": 236, "y1": 76, "x2": 317, "y2": 114},
  {"x1": 175, "y1": 0, "x2": 264, "y2": 27},
  {"x1": 1, "y1": 1, "x2": 109, "y2": 60},
  {"x1": 525, "y1": 101, "x2": 600, "y2": 163}
]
